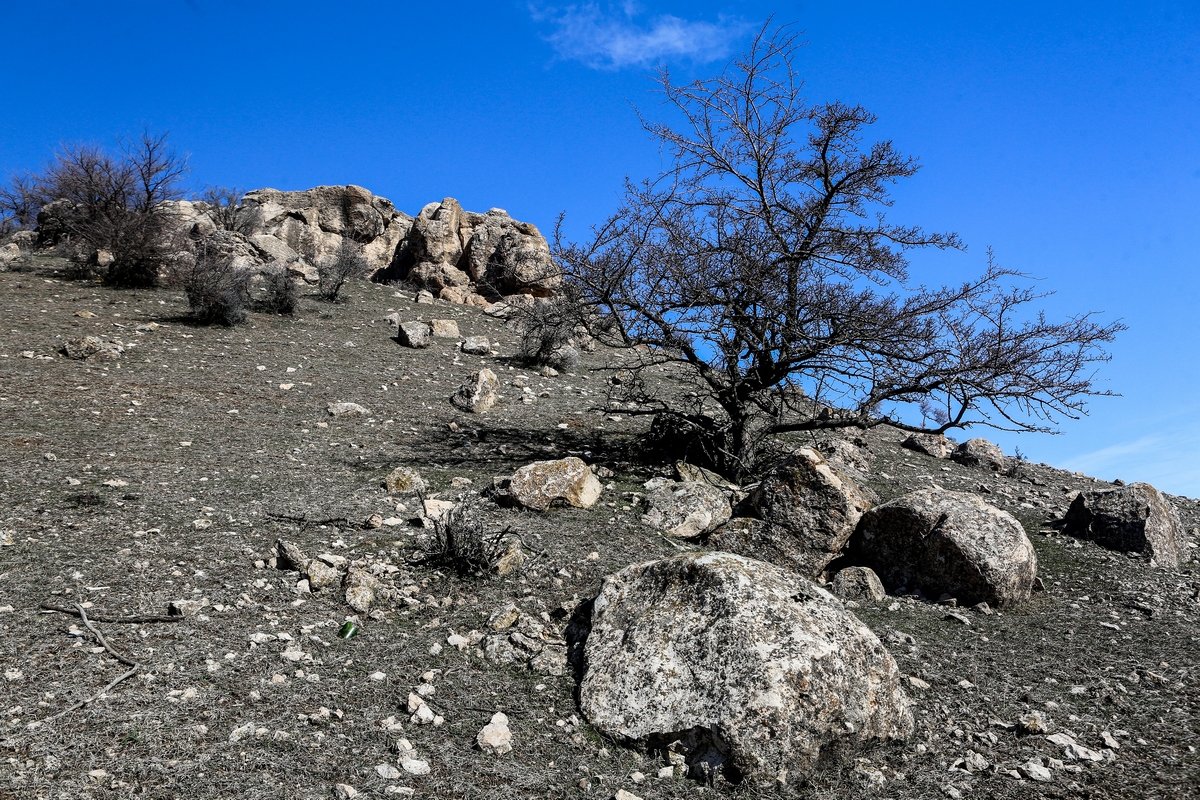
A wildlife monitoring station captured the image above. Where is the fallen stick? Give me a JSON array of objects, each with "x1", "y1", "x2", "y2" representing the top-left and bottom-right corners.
[
  {"x1": 45, "y1": 604, "x2": 143, "y2": 721},
  {"x1": 39, "y1": 602, "x2": 181, "y2": 624}
]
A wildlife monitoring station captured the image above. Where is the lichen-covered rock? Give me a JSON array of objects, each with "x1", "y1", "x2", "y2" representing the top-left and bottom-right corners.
[
  {"x1": 830, "y1": 566, "x2": 887, "y2": 601},
  {"x1": 951, "y1": 438, "x2": 1007, "y2": 470},
  {"x1": 640, "y1": 479, "x2": 731, "y2": 539},
  {"x1": 450, "y1": 368, "x2": 500, "y2": 413},
  {"x1": 397, "y1": 321, "x2": 432, "y2": 349},
  {"x1": 461, "y1": 335, "x2": 491, "y2": 355},
  {"x1": 740, "y1": 448, "x2": 877, "y2": 576},
  {"x1": 384, "y1": 466, "x2": 427, "y2": 496},
  {"x1": 851, "y1": 488, "x2": 1038, "y2": 606},
  {"x1": 343, "y1": 568, "x2": 380, "y2": 614},
  {"x1": 572, "y1": 552, "x2": 913, "y2": 785},
  {"x1": 901, "y1": 433, "x2": 954, "y2": 459},
  {"x1": 1062, "y1": 483, "x2": 1184, "y2": 567},
  {"x1": 61, "y1": 335, "x2": 123, "y2": 362},
  {"x1": 506, "y1": 457, "x2": 602, "y2": 511}
]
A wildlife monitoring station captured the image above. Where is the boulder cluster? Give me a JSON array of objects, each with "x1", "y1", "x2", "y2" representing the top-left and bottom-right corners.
[{"x1": 32, "y1": 185, "x2": 562, "y2": 308}]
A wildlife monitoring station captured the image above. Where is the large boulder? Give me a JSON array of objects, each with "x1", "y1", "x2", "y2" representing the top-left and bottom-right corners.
[
  {"x1": 381, "y1": 199, "x2": 561, "y2": 300},
  {"x1": 640, "y1": 479, "x2": 732, "y2": 539},
  {"x1": 851, "y1": 488, "x2": 1038, "y2": 606},
  {"x1": 951, "y1": 437, "x2": 1007, "y2": 470},
  {"x1": 505, "y1": 457, "x2": 602, "y2": 511},
  {"x1": 1062, "y1": 483, "x2": 1184, "y2": 567},
  {"x1": 234, "y1": 185, "x2": 412, "y2": 273},
  {"x1": 738, "y1": 448, "x2": 877, "y2": 577},
  {"x1": 571, "y1": 552, "x2": 913, "y2": 785}
]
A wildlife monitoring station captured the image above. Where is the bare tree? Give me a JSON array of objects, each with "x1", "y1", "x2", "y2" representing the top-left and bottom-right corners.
[
  {"x1": 0, "y1": 172, "x2": 48, "y2": 235},
  {"x1": 557, "y1": 27, "x2": 1124, "y2": 480},
  {"x1": 33, "y1": 132, "x2": 187, "y2": 286}
]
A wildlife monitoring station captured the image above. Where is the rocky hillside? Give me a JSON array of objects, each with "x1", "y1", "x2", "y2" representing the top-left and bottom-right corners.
[{"x1": 0, "y1": 249, "x2": 1197, "y2": 800}]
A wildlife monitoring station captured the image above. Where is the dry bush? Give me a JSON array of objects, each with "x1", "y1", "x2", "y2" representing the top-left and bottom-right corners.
[
  {"x1": 36, "y1": 132, "x2": 187, "y2": 288},
  {"x1": 259, "y1": 267, "x2": 298, "y2": 316},
  {"x1": 171, "y1": 243, "x2": 249, "y2": 326},
  {"x1": 516, "y1": 293, "x2": 583, "y2": 368},
  {"x1": 423, "y1": 496, "x2": 509, "y2": 577},
  {"x1": 318, "y1": 238, "x2": 367, "y2": 301}
]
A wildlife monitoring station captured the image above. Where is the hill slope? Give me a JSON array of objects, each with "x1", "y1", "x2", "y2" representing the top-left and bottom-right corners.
[{"x1": 0, "y1": 256, "x2": 1197, "y2": 799}]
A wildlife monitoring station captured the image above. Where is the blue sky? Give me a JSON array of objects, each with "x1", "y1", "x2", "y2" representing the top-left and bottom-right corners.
[{"x1": 3, "y1": 2, "x2": 1198, "y2": 494}]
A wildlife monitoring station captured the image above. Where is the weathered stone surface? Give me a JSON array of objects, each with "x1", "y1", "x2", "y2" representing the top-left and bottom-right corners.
[
  {"x1": 397, "y1": 321, "x2": 432, "y2": 349},
  {"x1": 235, "y1": 185, "x2": 412, "y2": 272},
  {"x1": 674, "y1": 461, "x2": 740, "y2": 493},
  {"x1": 851, "y1": 488, "x2": 1038, "y2": 606},
  {"x1": 572, "y1": 552, "x2": 913, "y2": 784},
  {"x1": 476, "y1": 712, "x2": 513, "y2": 755},
  {"x1": 740, "y1": 448, "x2": 877, "y2": 576},
  {"x1": 640, "y1": 479, "x2": 731, "y2": 539},
  {"x1": 0, "y1": 242, "x2": 22, "y2": 265},
  {"x1": 830, "y1": 566, "x2": 887, "y2": 601},
  {"x1": 507, "y1": 457, "x2": 602, "y2": 511},
  {"x1": 901, "y1": 433, "x2": 954, "y2": 459},
  {"x1": 343, "y1": 568, "x2": 380, "y2": 614},
  {"x1": 951, "y1": 438, "x2": 1007, "y2": 470},
  {"x1": 461, "y1": 335, "x2": 491, "y2": 355},
  {"x1": 429, "y1": 318, "x2": 461, "y2": 339},
  {"x1": 381, "y1": 199, "x2": 562, "y2": 301},
  {"x1": 1062, "y1": 483, "x2": 1184, "y2": 567},
  {"x1": 450, "y1": 368, "x2": 500, "y2": 413},
  {"x1": 326, "y1": 401, "x2": 368, "y2": 417},
  {"x1": 61, "y1": 336, "x2": 122, "y2": 362},
  {"x1": 384, "y1": 466, "x2": 427, "y2": 495}
]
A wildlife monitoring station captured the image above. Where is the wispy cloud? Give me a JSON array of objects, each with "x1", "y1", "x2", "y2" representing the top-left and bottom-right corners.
[{"x1": 530, "y1": 3, "x2": 751, "y2": 70}]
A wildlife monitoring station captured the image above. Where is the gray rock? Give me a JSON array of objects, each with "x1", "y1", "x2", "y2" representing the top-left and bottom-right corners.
[
  {"x1": 1061, "y1": 483, "x2": 1184, "y2": 567},
  {"x1": 461, "y1": 335, "x2": 491, "y2": 355},
  {"x1": 572, "y1": 552, "x2": 913, "y2": 785},
  {"x1": 506, "y1": 457, "x2": 602, "y2": 511},
  {"x1": 326, "y1": 402, "x2": 368, "y2": 417},
  {"x1": 640, "y1": 480, "x2": 731, "y2": 539},
  {"x1": 384, "y1": 466, "x2": 427, "y2": 495},
  {"x1": 830, "y1": 566, "x2": 887, "y2": 601},
  {"x1": 740, "y1": 448, "x2": 877, "y2": 576},
  {"x1": 397, "y1": 321, "x2": 432, "y2": 349},
  {"x1": 450, "y1": 368, "x2": 500, "y2": 413},
  {"x1": 951, "y1": 438, "x2": 1007, "y2": 470},
  {"x1": 901, "y1": 433, "x2": 954, "y2": 459},
  {"x1": 0, "y1": 242, "x2": 21, "y2": 265},
  {"x1": 852, "y1": 488, "x2": 1038, "y2": 607},
  {"x1": 61, "y1": 336, "x2": 122, "y2": 362}
]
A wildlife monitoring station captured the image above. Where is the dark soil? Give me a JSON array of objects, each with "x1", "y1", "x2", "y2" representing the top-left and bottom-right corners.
[{"x1": 1, "y1": 255, "x2": 1197, "y2": 799}]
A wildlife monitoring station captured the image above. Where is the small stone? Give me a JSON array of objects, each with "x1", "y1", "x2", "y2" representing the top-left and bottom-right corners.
[
  {"x1": 397, "y1": 322, "x2": 433, "y2": 348},
  {"x1": 476, "y1": 712, "x2": 513, "y2": 755},
  {"x1": 1018, "y1": 758, "x2": 1052, "y2": 782},
  {"x1": 376, "y1": 764, "x2": 402, "y2": 779},
  {"x1": 400, "y1": 758, "x2": 430, "y2": 776},
  {"x1": 327, "y1": 402, "x2": 369, "y2": 417},
  {"x1": 334, "y1": 784, "x2": 359, "y2": 799},
  {"x1": 612, "y1": 790, "x2": 643, "y2": 800}
]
